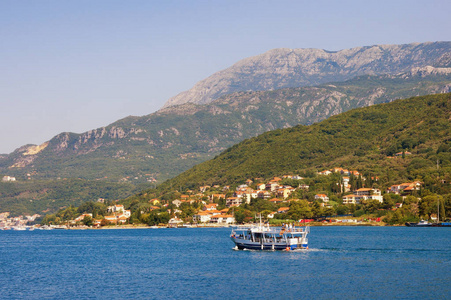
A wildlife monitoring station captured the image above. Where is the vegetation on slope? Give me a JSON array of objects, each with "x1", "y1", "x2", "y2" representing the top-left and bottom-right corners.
[{"x1": 155, "y1": 93, "x2": 451, "y2": 194}]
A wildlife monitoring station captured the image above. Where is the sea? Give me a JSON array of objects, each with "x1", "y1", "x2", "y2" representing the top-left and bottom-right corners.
[{"x1": 0, "y1": 226, "x2": 450, "y2": 300}]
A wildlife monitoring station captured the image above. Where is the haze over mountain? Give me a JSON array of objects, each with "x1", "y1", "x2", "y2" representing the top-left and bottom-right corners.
[{"x1": 163, "y1": 42, "x2": 451, "y2": 108}]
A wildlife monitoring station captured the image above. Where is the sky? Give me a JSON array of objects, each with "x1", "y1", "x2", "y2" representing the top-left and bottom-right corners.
[{"x1": 1, "y1": 0, "x2": 450, "y2": 154}]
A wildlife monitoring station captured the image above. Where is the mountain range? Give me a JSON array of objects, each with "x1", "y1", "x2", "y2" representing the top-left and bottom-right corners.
[
  {"x1": 1, "y1": 42, "x2": 451, "y2": 215},
  {"x1": 1, "y1": 67, "x2": 450, "y2": 183}
]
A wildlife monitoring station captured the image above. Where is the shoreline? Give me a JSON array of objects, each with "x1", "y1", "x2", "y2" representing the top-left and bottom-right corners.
[{"x1": 64, "y1": 222, "x2": 389, "y2": 230}]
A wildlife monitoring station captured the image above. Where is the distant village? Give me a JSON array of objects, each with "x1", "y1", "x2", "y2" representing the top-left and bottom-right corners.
[{"x1": 0, "y1": 212, "x2": 41, "y2": 230}]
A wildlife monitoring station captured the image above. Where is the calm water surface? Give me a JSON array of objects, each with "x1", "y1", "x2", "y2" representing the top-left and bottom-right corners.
[{"x1": 0, "y1": 227, "x2": 450, "y2": 299}]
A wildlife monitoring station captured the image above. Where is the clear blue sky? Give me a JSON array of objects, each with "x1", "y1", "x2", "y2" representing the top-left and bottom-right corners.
[{"x1": 1, "y1": 0, "x2": 450, "y2": 153}]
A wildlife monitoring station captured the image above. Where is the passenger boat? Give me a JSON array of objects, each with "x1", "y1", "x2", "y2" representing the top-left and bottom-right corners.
[
  {"x1": 230, "y1": 222, "x2": 309, "y2": 251},
  {"x1": 405, "y1": 220, "x2": 451, "y2": 227},
  {"x1": 405, "y1": 220, "x2": 433, "y2": 227}
]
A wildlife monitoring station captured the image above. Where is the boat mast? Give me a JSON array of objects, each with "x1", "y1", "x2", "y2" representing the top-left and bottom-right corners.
[{"x1": 437, "y1": 199, "x2": 440, "y2": 223}]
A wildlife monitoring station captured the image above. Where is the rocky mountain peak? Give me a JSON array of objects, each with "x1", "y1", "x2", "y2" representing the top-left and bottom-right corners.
[{"x1": 163, "y1": 42, "x2": 451, "y2": 108}]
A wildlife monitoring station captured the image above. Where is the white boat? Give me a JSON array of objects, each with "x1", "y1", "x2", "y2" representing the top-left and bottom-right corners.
[
  {"x1": 39, "y1": 225, "x2": 53, "y2": 230},
  {"x1": 230, "y1": 222, "x2": 309, "y2": 251},
  {"x1": 12, "y1": 226, "x2": 27, "y2": 231}
]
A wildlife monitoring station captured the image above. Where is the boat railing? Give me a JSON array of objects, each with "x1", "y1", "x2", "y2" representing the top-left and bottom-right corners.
[{"x1": 232, "y1": 225, "x2": 308, "y2": 234}]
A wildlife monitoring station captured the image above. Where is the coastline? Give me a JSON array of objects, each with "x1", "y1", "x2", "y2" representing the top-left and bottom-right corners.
[{"x1": 67, "y1": 222, "x2": 389, "y2": 230}]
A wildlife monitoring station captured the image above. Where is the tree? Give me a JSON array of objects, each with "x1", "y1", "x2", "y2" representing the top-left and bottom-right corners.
[
  {"x1": 323, "y1": 207, "x2": 335, "y2": 217},
  {"x1": 234, "y1": 210, "x2": 245, "y2": 224},
  {"x1": 288, "y1": 200, "x2": 313, "y2": 220},
  {"x1": 419, "y1": 194, "x2": 444, "y2": 220},
  {"x1": 363, "y1": 200, "x2": 381, "y2": 213},
  {"x1": 82, "y1": 215, "x2": 93, "y2": 227},
  {"x1": 335, "y1": 205, "x2": 349, "y2": 215}
]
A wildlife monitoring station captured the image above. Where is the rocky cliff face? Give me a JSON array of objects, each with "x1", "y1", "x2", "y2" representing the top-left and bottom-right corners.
[{"x1": 163, "y1": 42, "x2": 451, "y2": 108}]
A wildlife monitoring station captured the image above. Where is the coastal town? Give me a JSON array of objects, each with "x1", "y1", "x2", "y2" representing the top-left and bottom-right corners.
[{"x1": 1, "y1": 166, "x2": 435, "y2": 229}]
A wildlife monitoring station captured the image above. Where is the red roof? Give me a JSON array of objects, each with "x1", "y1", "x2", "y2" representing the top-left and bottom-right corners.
[{"x1": 277, "y1": 207, "x2": 290, "y2": 212}]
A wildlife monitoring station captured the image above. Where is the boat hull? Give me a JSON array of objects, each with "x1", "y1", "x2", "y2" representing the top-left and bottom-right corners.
[{"x1": 231, "y1": 237, "x2": 308, "y2": 251}]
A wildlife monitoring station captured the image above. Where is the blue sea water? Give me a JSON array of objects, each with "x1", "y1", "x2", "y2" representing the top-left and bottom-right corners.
[{"x1": 0, "y1": 227, "x2": 450, "y2": 300}]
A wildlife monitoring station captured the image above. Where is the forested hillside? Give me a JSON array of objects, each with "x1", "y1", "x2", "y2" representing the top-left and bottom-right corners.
[{"x1": 154, "y1": 93, "x2": 451, "y2": 194}]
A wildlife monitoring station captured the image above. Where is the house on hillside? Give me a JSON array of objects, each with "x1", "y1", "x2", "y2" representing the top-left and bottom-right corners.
[
  {"x1": 342, "y1": 188, "x2": 383, "y2": 204},
  {"x1": 149, "y1": 199, "x2": 160, "y2": 205},
  {"x1": 107, "y1": 204, "x2": 125, "y2": 214},
  {"x1": 209, "y1": 214, "x2": 235, "y2": 224},
  {"x1": 199, "y1": 186, "x2": 211, "y2": 193},
  {"x1": 233, "y1": 191, "x2": 250, "y2": 204},
  {"x1": 226, "y1": 197, "x2": 242, "y2": 207},
  {"x1": 236, "y1": 184, "x2": 248, "y2": 191},
  {"x1": 315, "y1": 194, "x2": 329, "y2": 203},
  {"x1": 269, "y1": 198, "x2": 285, "y2": 204},
  {"x1": 192, "y1": 211, "x2": 213, "y2": 223},
  {"x1": 350, "y1": 170, "x2": 360, "y2": 176},
  {"x1": 257, "y1": 191, "x2": 272, "y2": 199},
  {"x1": 266, "y1": 182, "x2": 279, "y2": 191},
  {"x1": 395, "y1": 151, "x2": 412, "y2": 156},
  {"x1": 387, "y1": 182, "x2": 421, "y2": 194},
  {"x1": 342, "y1": 195, "x2": 362, "y2": 205},
  {"x1": 256, "y1": 183, "x2": 266, "y2": 191},
  {"x1": 104, "y1": 215, "x2": 118, "y2": 224},
  {"x1": 299, "y1": 184, "x2": 309, "y2": 190},
  {"x1": 168, "y1": 217, "x2": 184, "y2": 228},
  {"x1": 208, "y1": 194, "x2": 226, "y2": 202},
  {"x1": 355, "y1": 188, "x2": 383, "y2": 202},
  {"x1": 172, "y1": 200, "x2": 182, "y2": 207},
  {"x1": 318, "y1": 170, "x2": 332, "y2": 176},
  {"x1": 74, "y1": 213, "x2": 93, "y2": 222},
  {"x1": 2, "y1": 176, "x2": 16, "y2": 182},
  {"x1": 277, "y1": 207, "x2": 290, "y2": 214},
  {"x1": 277, "y1": 187, "x2": 294, "y2": 199},
  {"x1": 204, "y1": 203, "x2": 219, "y2": 211}
]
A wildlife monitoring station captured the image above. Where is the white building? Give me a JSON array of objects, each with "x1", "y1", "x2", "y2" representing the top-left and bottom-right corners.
[
  {"x1": 193, "y1": 211, "x2": 213, "y2": 223},
  {"x1": 315, "y1": 194, "x2": 330, "y2": 203},
  {"x1": 2, "y1": 176, "x2": 16, "y2": 182},
  {"x1": 343, "y1": 188, "x2": 383, "y2": 204},
  {"x1": 209, "y1": 214, "x2": 235, "y2": 224}
]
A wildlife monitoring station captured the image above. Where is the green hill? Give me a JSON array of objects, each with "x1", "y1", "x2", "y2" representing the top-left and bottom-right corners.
[{"x1": 155, "y1": 93, "x2": 451, "y2": 194}]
